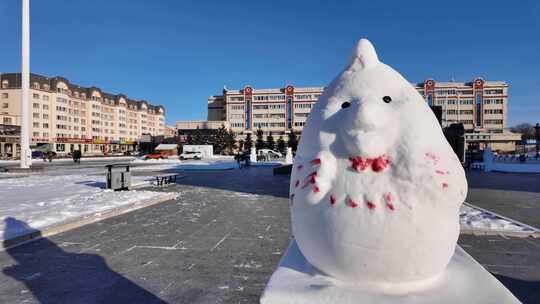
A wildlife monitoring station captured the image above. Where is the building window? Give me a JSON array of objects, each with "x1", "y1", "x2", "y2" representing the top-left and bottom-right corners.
[
  {"x1": 33, "y1": 103, "x2": 40, "y2": 109},
  {"x1": 43, "y1": 123, "x2": 49, "y2": 128},
  {"x1": 3, "y1": 117, "x2": 12, "y2": 124},
  {"x1": 43, "y1": 114, "x2": 49, "y2": 119},
  {"x1": 56, "y1": 144, "x2": 65, "y2": 152},
  {"x1": 33, "y1": 82, "x2": 40, "y2": 89},
  {"x1": 33, "y1": 113, "x2": 40, "y2": 118},
  {"x1": 2, "y1": 103, "x2": 8, "y2": 109},
  {"x1": 484, "y1": 89, "x2": 503, "y2": 95},
  {"x1": 1, "y1": 80, "x2": 8, "y2": 88},
  {"x1": 1, "y1": 93, "x2": 8, "y2": 99},
  {"x1": 43, "y1": 95, "x2": 49, "y2": 101},
  {"x1": 33, "y1": 122, "x2": 39, "y2": 128}
]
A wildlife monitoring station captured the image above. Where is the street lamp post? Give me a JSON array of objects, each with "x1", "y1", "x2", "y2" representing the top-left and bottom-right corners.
[{"x1": 20, "y1": 0, "x2": 32, "y2": 168}]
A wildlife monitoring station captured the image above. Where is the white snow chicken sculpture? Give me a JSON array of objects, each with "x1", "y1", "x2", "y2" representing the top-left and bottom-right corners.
[{"x1": 289, "y1": 38, "x2": 468, "y2": 285}]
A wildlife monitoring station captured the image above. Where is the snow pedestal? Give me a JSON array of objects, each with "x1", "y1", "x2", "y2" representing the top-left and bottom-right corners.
[
  {"x1": 250, "y1": 147, "x2": 257, "y2": 163},
  {"x1": 285, "y1": 148, "x2": 293, "y2": 164},
  {"x1": 261, "y1": 240, "x2": 520, "y2": 304}
]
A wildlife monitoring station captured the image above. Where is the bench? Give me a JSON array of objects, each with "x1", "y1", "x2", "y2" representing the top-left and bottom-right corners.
[{"x1": 155, "y1": 173, "x2": 183, "y2": 186}]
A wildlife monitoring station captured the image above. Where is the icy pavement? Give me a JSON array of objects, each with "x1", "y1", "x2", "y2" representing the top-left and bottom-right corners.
[{"x1": 0, "y1": 172, "x2": 173, "y2": 241}]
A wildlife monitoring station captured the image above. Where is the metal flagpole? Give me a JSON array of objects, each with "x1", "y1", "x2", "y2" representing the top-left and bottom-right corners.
[{"x1": 20, "y1": 0, "x2": 32, "y2": 168}]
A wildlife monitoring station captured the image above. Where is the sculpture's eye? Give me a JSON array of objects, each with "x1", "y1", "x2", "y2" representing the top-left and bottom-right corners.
[
  {"x1": 382, "y1": 96, "x2": 392, "y2": 103},
  {"x1": 341, "y1": 101, "x2": 351, "y2": 109}
]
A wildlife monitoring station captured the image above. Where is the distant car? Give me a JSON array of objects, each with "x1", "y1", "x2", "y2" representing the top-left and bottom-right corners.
[
  {"x1": 179, "y1": 151, "x2": 202, "y2": 160},
  {"x1": 144, "y1": 152, "x2": 168, "y2": 160},
  {"x1": 32, "y1": 151, "x2": 45, "y2": 158},
  {"x1": 258, "y1": 149, "x2": 283, "y2": 159},
  {"x1": 32, "y1": 151, "x2": 57, "y2": 159}
]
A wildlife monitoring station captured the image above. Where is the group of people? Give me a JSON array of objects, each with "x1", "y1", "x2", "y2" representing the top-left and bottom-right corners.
[{"x1": 40, "y1": 150, "x2": 82, "y2": 164}]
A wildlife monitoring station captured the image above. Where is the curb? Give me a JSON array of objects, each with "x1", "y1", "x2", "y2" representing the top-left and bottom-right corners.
[{"x1": 1, "y1": 192, "x2": 178, "y2": 251}]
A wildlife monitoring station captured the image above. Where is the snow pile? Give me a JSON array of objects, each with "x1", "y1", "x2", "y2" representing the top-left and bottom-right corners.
[
  {"x1": 460, "y1": 204, "x2": 536, "y2": 233},
  {"x1": 491, "y1": 162, "x2": 540, "y2": 173},
  {"x1": 0, "y1": 156, "x2": 135, "y2": 166},
  {"x1": 288, "y1": 39, "x2": 467, "y2": 286},
  {"x1": 0, "y1": 173, "x2": 173, "y2": 241},
  {"x1": 132, "y1": 159, "x2": 239, "y2": 171}
]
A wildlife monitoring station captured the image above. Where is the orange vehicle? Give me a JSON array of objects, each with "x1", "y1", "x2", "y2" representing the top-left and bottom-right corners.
[{"x1": 144, "y1": 152, "x2": 168, "y2": 159}]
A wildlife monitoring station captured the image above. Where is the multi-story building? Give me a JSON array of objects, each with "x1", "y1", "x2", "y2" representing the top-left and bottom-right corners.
[
  {"x1": 208, "y1": 85, "x2": 323, "y2": 137},
  {"x1": 0, "y1": 73, "x2": 166, "y2": 157},
  {"x1": 207, "y1": 78, "x2": 508, "y2": 134},
  {"x1": 417, "y1": 78, "x2": 508, "y2": 132},
  {"x1": 200, "y1": 78, "x2": 519, "y2": 151}
]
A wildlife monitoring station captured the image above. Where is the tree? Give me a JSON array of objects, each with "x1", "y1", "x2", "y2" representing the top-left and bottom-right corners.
[
  {"x1": 255, "y1": 128, "x2": 265, "y2": 150},
  {"x1": 277, "y1": 136, "x2": 286, "y2": 154},
  {"x1": 213, "y1": 124, "x2": 228, "y2": 154},
  {"x1": 244, "y1": 134, "x2": 253, "y2": 152},
  {"x1": 510, "y1": 123, "x2": 536, "y2": 140},
  {"x1": 225, "y1": 129, "x2": 237, "y2": 154},
  {"x1": 288, "y1": 131, "x2": 299, "y2": 152},
  {"x1": 192, "y1": 127, "x2": 203, "y2": 145},
  {"x1": 266, "y1": 132, "x2": 276, "y2": 150}
]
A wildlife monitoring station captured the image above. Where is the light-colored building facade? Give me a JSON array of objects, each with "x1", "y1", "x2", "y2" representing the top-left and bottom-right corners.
[
  {"x1": 208, "y1": 78, "x2": 508, "y2": 136},
  {"x1": 0, "y1": 73, "x2": 166, "y2": 157},
  {"x1": 417, "y1": 78, "x2": 508, "y2": 132},
  {"x1": 208, "y1": 85, "x2": 322, "y2": 137}
]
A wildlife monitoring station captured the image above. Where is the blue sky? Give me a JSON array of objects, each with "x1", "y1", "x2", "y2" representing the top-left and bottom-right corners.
[{"x1": 0, "y1": 0, "x2": 538, "y2": 126}]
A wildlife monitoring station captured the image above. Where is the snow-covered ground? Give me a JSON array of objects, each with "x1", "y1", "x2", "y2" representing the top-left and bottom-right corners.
[
  {"x1": 460, "y1": 203, "x2": 538, "y2": 235},
  {"x1": 0, "y1": 172, "x2": 173, "y2": 241}
]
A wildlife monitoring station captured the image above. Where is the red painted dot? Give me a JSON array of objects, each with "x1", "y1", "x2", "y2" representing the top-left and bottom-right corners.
[
  {"x1": 349, "y1": 156, "x2": 373, "y2": 172},
  {"x1": 435, "y1": 170, "x2": 445, "y2": 175},
  {"x1": 311, "y1": 158, "x2": 321, "y2": 165},
  {"x1": 330, "y1": 195, "x2": 336, "y2": 206},
  {"x1": 294, "y1": 180, "x2": 300, "y2": 188},
  {"x1": 366, "y1": 201, "x2": 376, "y2": 209},
  {"x1": 442, "y1": 182, "x2": 449, "y2": 189},
  {"x1": 384, "y1": 192, "x2": 393, "y2": 203},
  {"x1": 371, "y1": 156, "x2": 390, "y2": 172},
  {"x1": 348, "y1": 198, "x2": 358, "y2": 208},
  {"x1": 386, "y1": 203, "x2": 395, "y2": 211},
  {"x1": 313, "y1": 186, "x2": 320, "y2": 193}
]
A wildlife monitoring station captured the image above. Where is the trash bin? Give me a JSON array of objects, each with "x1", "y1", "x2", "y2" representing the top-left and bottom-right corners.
[{"x1": 105, "y1": 163, "x2": 131, "y2": 191}]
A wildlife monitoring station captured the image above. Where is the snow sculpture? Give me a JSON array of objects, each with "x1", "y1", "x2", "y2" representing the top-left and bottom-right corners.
[{"x1": 289, "y1": 38, "x2": 468, "y2": 286}]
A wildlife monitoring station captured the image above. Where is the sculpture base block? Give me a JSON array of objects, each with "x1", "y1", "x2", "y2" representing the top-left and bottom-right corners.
[{"x1": 261, "y1": 240, "x2": 520, "y2": 304}]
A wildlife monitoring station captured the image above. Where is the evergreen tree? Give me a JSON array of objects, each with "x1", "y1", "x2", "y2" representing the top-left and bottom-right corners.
[
  {"x1": 266, "y1": 131, "x2": 276, "y2": 150},
  {"x1": 192, "y1": 127, "x2": 203, "y2": 145},
  {"x1": 277, "y1": 136, "x2": 286, "y2": 154},
  {"x1": 225, "y1": 129, "x2": 236, "y2": 154},
  {"x1": 244, "y1": 134, "x2": 253, "y2": 152},
  {"x1": 213, "y1": 124, "x2": 228, "y2": 154},
  {"x1": 255, "y1": 128, "x2": 265, "y2": 150},
  {"x1": 288, "y1": 131, "x2": 299, "y2": 152}
]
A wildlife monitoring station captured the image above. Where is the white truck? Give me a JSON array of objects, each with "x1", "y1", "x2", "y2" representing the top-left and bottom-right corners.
[{"x1": 181, "y1": 145, "x2": 213, "y2": 159}]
